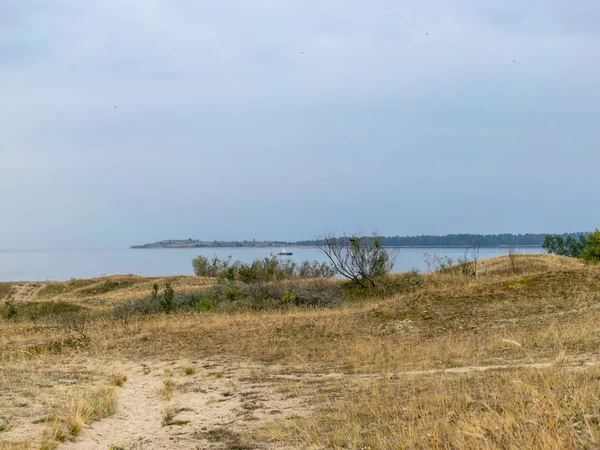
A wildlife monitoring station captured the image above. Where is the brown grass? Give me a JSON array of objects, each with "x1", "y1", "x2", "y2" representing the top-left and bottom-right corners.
[
  {"x1": 109, "y1": 373, "x2": 127, "y2": 387},
  {"x1": 1, "y1": 254, "x2": 600, "y2": 448},
  {"x1": 39, "y1": 386, "x2": 117, "y2": 449}
]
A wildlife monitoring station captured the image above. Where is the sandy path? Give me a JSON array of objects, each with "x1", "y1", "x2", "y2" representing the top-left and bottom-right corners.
[
  {"x1": 57, "y1": 356, "x2": 600, "y2": 449},
  {"x1": 60, "y1": 359, "x2": 306, "y2": 449},
  {"x1": 9, "y1": 283, "x2": 45, "y2": 302}
]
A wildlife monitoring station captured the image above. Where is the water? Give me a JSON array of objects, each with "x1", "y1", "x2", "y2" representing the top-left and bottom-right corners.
[{"x1": 0, "y1": 247, "x2": 546, "y2": 282}]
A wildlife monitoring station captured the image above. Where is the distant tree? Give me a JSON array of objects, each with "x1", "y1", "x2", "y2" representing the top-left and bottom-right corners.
[
  {"x1": 581, "y1": 229, "x2": 600, "y2": 263},
  {"x1": 542, "y1": 234, "x2": 588, "y2": 258}
]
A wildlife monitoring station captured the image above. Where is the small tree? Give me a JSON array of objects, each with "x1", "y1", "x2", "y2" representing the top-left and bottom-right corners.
[
  {"x1": 317, "y1": 232, "x2": 397, "y2": 288},
  {"x1": 581, "y1": 229, "x2": 600, "y2": 263},
  {"x1": 542, "y1": 234, "x2": 588, "y2": 258}
]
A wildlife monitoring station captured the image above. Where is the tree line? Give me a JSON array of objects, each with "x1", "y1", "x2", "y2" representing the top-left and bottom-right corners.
[{"x1": 293, "y1": 233, "x2": 589, "y2": 248}]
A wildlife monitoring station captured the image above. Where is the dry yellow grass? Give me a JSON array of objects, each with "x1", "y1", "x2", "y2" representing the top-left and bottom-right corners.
[
  {"x1": 1, "y1": 254, "x2": 599, "y2": 448},
  {"x1": 39, "y1": 385, "x2": 117, "y2": 449}
]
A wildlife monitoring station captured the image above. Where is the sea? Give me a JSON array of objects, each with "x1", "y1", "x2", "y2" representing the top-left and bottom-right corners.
[{"x1": 0, "y1": 247, "x2": 546, "y2": 282}]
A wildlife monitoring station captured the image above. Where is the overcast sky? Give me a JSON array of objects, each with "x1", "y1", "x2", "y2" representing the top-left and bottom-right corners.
[{"x1": 1, "y1": 1, "x2": 599, "y2": 248}]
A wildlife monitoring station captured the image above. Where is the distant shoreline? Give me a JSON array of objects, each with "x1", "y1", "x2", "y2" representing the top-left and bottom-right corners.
[
  {"x1": 131, "y1": 233, "x2": 589, "y2": 250},
  {"x1": 131, "y1": 244, "x2": 543, "y2": 249}
]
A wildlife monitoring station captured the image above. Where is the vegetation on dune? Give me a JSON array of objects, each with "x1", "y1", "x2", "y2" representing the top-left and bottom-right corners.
[
  {"x1": 1, "y1": 301, "x2": 85, "y2": 322},
  {"x1": 2, "y1": 252, "x2": 600, "y2": 449},
  {"x1": 0, "y1": 283, "x2": 13, "y2": 300},
  {"x1": 543, "y1": 229, "x2": 600, "y2": 263},
  {"x1": 581, "y1": 229, "x2": 600, "y2": 263},
  {"x1": 192, "y1": 254, "x2": 334, "y2": 281},
  {"x1": 318, "y1": 232, "x2": 396, "y2": 287}
]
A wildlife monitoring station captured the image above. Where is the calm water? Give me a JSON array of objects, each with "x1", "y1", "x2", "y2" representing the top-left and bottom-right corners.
[{"x1": 0, "y1": 247, "x2": 546, "y2": 282}]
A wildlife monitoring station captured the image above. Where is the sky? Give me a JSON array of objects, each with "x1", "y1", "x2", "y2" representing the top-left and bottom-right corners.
[{"x1": 1, "y1": 0, "x2": 599, "y2": 248}]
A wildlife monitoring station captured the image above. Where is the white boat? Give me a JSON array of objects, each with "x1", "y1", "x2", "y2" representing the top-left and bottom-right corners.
[{"x1": 277, "y1": 248, "x2": 293, "y2": 256}]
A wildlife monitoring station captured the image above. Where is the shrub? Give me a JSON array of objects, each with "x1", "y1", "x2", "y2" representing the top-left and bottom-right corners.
[
  {"x1": 298, "y1": 260, "x2": 336, "y2": 278},
  {"x1": 192, "y1": 255, "x2": 232, "y2": 277},
  {"x1": 282, "y1": 291, "x2": 297, "y2": 304},
  {"x1": 225, "y1": 288, "x2": 239, "y2": 301},
  {"x1": 318, "y1": 233, "x2": 397, "y2": 287},
  {"x1": 193, "y1": 294, "x2": 216, "y2": 312},
  {"x1": 1, "y1": 301, "x2": 85, "y2": 322},
  {"x1": 160, "y1": 281, "x2": 175, "y2": 313},
  {"x1": 192, "y1": 254, "x2": 333, "y2": 283},
  {"x1": 3, "y1": 301, "x2": 17, "y2": 320}
]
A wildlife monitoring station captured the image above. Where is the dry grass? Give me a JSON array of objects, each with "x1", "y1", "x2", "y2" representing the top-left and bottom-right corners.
[
  {"x1": 39, "y1": 386, "x2": 117, "y2": 449},
  {"x1": 1, "y1": 254, "x2": 600, "y2": 448},
  {"x1": 109, "y1": 373, "x2": 127, "y2": 387},
  {"x1": 263, "y1": 365, "x2": 600, "y2": 449},
  {"x1": 13, "y1": 274, "x2": 213, "y2": 311}
]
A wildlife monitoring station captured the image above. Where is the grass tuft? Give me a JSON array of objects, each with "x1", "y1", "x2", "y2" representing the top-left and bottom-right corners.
[{"x1": 110, "y1": 373, "x2": 128, "y2": 387}]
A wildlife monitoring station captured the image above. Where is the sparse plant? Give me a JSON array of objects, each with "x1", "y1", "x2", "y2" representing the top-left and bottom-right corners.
[
  {"x1": 184, "y1": 366, "x2": 196, "y2": 375},
  {"x1": 0, "y1": 417, "x2": 10, "y2": 432},
  {"x1": 508, "y1": 247, "x2": 520, "y2": 274},
  {"x1": 40, "y1": 387, "x2": 117, "y2": 447},
  {"x1": 161, "y1": 406, "x2": 191, "y2": 427},
  {"x1": 161, "y1": 407, "x2": 174, "y2": 426},
  {"x1": 59, "y1": 313, "x2": 90, "y2": 340},
  {"x1": 423, "y1": 253, "x2": 455, "y2": 273},
  {"x1": 158, "y1": 378, "x2": 176, "y2": 401},
  {"x1": 151, "y1": 283, "x2": 159, "y2": 299}
]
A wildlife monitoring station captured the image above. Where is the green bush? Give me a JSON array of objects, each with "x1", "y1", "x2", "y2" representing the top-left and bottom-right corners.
[
  {"x1": 160, "y1": 281, "x2": 175, "y2": 313},
  {"x1": 192, "y1": 254, "x2": 333, "y2": 283},
  {"x1": 192, "y1": 255, "x2": 233, "y2": 277},
  {"x1": 1, "y1": 301, "x2": 85, "y2": 322},
  {"x1": 543, "y1": 230, "x2": 600, "y2": 263},
  {"x1": 113, "y1": 279, "x2": 346, "y2": 317},
  {"x1": 193, "y1": 294, "x2": 216, "y2": 312},
  {"x1": 581, "y1": 229, "x2": 600, "y2": 263},
  {"x1": 225, "y1": 288, "x2": 239, "y2": 301},
  {"x1": 542, "y1": 234, "x2": 589, "y2": 258},
  {"x1": 3, "y1": 301, "x2": 17, "y2": 320}
]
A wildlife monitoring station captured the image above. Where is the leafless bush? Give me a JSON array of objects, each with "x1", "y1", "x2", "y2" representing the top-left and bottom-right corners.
[
  {"x1": 116, "y1": 313, "x2": 143, "y2": 334},
  {"x1": 424, "y1": 242, "x2": 481, "y2": 276},
  {"x1": 317, "y1": 232, "x2": 397, "y2": 288},
  {"x1": 508, "y1": 247, "x2": 520, "y2": 274},
  {"x1": 58, "y1": 313, "x2": 91, "y2": 340},
  {"x1": 423, "y1": 254, "x2": 456, "y2": 273}
]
